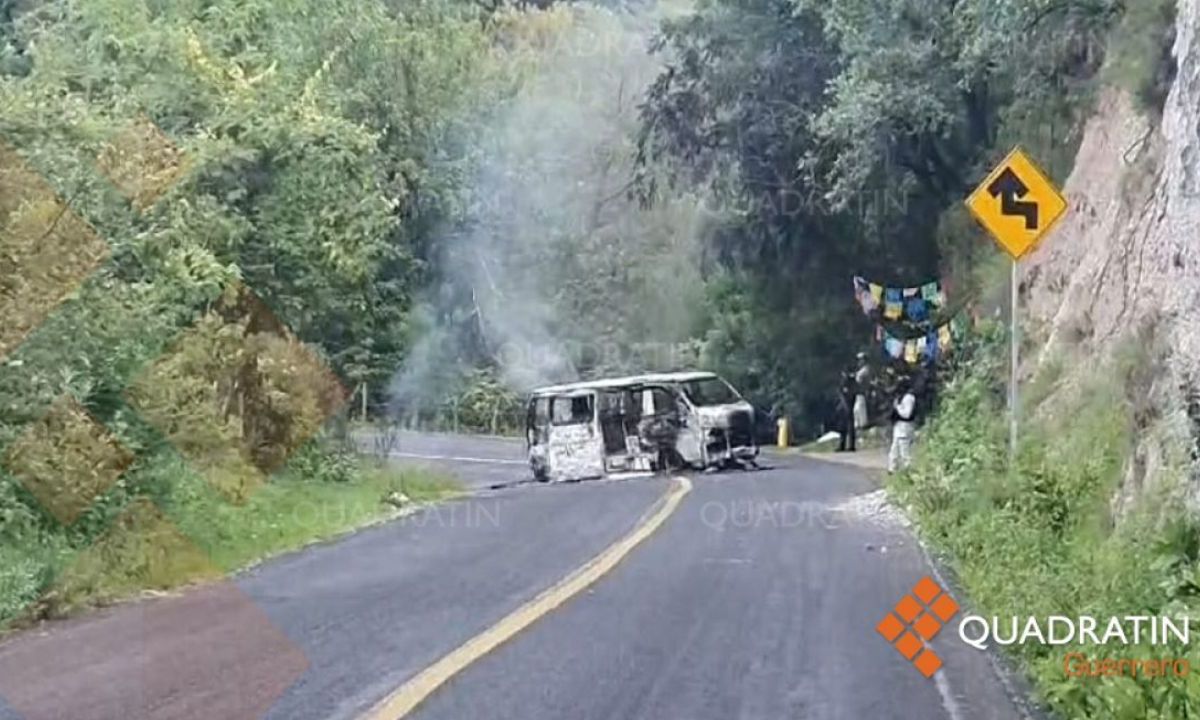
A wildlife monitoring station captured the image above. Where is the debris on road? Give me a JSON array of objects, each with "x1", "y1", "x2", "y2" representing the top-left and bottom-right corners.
[
  {"x1": 384, "y1": 491, "x2": 411, "y2": 508},
  {"x1": 832, "y1": 489, "x2": 910, "y2": 529}
]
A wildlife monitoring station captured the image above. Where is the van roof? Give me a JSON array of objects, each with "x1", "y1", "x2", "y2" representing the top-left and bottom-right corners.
[{"x1": 530, "y1": 371, "x2": 718, "y2": 396}]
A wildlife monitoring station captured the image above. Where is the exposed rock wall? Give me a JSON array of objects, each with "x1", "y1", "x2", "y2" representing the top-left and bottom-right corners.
[
  {"x1": 1023, "y1": 0, "x2": 1199, "y2": 502},
  {"x1": 1026, "y1": 0, "x2": 1199, "y2": 379}
]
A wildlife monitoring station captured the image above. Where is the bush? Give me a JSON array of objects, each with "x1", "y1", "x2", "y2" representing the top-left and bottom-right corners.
[
  {"x1": 0, "y1": 540, "x2": 68, "y2": 626},
  {"x1": 0, "y1": 449, "x2": 456, "y2": 630},
  {"x1": 892, "y1": 342, "x2": 1200, "y2": 719},
  {"x1": 286, "y1": 441, "x2": 358, "y2": 485},
  {"x1": 453, "y1": 369, "x2": 524, "y2": 435},
  {"x1": 1105, "y1": 0, "x2": 1178, "y2": 113}
]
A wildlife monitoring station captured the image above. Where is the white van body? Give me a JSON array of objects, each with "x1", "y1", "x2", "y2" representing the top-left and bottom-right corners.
[{"x1": 525, "y1": 371, "x2": 757, "y2": 483}]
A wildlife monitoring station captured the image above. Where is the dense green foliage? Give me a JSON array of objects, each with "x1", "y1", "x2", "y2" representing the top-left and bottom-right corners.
[
  {"x1": 0, "y1": 8, "x2": 1186, "y2": 710},
  {"x1": 1105, "y1": 0, "x2": 1178, "y2": 112},
  {"x1": 635, "y1": 2, "x2": 1192, "y2": 717},
  {"x1": 635, "y1": 0, "x2": 1127, "y2": 432},
  {"x1": 892, "y1": 330, "x2": 1200, "y2": 719},
  {"x1": 0, "y1": 0, "x2": 495, "y2": 624}
]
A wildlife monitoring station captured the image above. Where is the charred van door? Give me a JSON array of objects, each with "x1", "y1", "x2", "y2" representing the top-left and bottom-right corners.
[
  {"x1": 547, "y1": 391, "x2": 604, "y2": 482},
  {"x1": 634, "y1": 384, "x2": 700, "y2": 468},
  {"x1": 526, "y1": 396, "x2": 551, "y2": 481},
  {"x1": 597, "y1": 388, "x2": 640, "y2": 472},
  {"x1": 638, "y1": 384, "x2": 703, "y2": 466}
]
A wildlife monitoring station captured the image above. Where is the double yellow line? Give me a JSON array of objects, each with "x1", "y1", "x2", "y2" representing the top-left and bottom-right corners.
[{"x1": 360, "y1": 476, "x2": 693, "y2": 719}]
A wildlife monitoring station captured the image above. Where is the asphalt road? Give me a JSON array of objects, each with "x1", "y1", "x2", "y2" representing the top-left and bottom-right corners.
[{"x1": 0, "y1": 436, "x2": 1028, "y2": 720}]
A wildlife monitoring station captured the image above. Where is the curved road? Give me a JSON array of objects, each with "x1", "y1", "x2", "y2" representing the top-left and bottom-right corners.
[{"x1": 0, "y1": 435, "x2": 1029, "y2": 720}]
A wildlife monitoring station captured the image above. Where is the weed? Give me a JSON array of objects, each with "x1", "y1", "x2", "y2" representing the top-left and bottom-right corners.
[
  {"x1": 1104, "y1": 0, "x2": 1178, "y2": 114},
  {"x1": 1025, "y1": 354, "x2": 1065, "y2": 412},
  {"x1": 891, "y1": 338, "x2": 1200, "y2": 719},
  {"x1": 0, "y1": 449, "x2": 457, "y2": 631}
]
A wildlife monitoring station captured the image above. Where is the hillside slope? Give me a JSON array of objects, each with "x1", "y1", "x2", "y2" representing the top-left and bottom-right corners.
[{"x1": 1024, "y1": 0, "x2": 1199, "y2": 503}]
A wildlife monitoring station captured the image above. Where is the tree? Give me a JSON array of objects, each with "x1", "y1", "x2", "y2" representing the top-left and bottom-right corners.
[
  {"x1": 637, "y1": 0, "x2": 1119, "y2": 433},
  {"x1": 637, "y1": 0, "x2": 941, "y2": 432}
]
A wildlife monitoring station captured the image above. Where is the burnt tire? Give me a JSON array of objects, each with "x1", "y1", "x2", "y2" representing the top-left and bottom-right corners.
[{"x1": 656, "y1": 447, "x2": 686, "y2": 472}]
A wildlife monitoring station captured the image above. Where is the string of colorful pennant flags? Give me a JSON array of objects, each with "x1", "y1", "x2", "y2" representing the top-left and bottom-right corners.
[
  {"x1": 854, "y1": 275, "x2": 961, "y2": 366},
  {"x1": 876, "y1": 321, "x2": 961, "y2": 364},
  {"x1": 853, "y1": 276, "x2": 948, "y2": 322}
]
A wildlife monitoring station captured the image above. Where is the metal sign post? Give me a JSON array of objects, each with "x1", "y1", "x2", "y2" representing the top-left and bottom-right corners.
[
  {"x1": 1009, "y1": 259, "x2": 1019, "y2": 459},
  {"x1": 966, "y1": 147, "x2": 1067, "y2": 464}
]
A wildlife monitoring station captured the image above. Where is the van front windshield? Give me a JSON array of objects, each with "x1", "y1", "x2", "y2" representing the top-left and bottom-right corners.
[{"x1": 681, "y1": 378, "x2": 740, "y2": 406}]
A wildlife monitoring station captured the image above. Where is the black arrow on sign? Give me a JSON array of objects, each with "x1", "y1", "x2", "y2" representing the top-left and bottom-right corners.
[{"x1": 986, "y1": 168, "x2": 1039, "y2": 230}]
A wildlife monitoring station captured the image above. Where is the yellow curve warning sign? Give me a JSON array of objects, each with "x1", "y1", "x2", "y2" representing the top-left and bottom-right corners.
[{"x1": 965, "y1": 147, "x2": 1067, "y2": 259}]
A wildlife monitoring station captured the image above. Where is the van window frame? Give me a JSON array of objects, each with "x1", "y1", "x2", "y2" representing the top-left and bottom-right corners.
[
  {"x1": 641, "y1": 385, "x2": 678, "y2": 416},
  {"x1": 551, "y1": 393, "x2": 595, "y2": 426},
  {"x1": 527, "y1": 396, "x2": 551, "y2": 445}
]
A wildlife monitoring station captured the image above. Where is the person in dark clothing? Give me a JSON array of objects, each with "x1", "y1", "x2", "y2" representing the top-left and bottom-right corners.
[
  {"x1": 833, "y1": 392, "x2": 851, "y2": 451},
  {"x1": 837, "y1": 371, "x2": 858, "y2": 452}
]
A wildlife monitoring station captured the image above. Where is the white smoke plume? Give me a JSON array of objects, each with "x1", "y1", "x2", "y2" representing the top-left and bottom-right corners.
[{"x1": 391, "y1": 2, "x2": 702, "y2": 414}]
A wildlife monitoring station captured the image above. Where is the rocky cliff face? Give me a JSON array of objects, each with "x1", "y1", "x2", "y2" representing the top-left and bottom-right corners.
[{"x1": 1023, "y1": 0, "x2": 1199, "y2": 503}]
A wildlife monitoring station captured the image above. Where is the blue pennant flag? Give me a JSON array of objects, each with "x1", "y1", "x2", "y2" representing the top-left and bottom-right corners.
[{"x1": 905, "y1": 297, "x2": 928, "y2": 322}]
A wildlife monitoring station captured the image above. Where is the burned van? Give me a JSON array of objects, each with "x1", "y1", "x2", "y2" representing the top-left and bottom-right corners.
[{"x1": 525, "y1": 371, "x2": 757, "y2": 482}]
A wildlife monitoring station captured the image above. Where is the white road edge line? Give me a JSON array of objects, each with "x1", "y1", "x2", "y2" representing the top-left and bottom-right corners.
[
  {"x1": 919, "y1": 536, "x2": 971, "y2": 720},
  {"x1": 934, "y1": 669, "x2": 966, "y2": 720},
  {"x1": 387, "y1": 452, "x2": 526, "y2": 466}
]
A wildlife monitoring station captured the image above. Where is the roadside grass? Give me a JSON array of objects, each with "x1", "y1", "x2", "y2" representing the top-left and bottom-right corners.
[
  {"x1": 0, "y1": 541, "x2": 70, "y2": 629},
  {"x1": 172, "y1": 462, "x2": 459, "y2": 573},
  {"x1": 1, "y1": 455, "x2": 458, "y2": 631},
  {"x1": 891, "y1": 340, "x2": 1200, "y2": 719}
]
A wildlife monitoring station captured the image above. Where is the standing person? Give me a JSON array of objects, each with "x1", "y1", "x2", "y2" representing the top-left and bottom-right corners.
[
  {"x1": 833, "y1": 391, "x2": 851, "y2": 452},
  {"x1": 853, "y1": 352, "x2": 870, "y2": 431},
  {"x1": 838, "y1": 371, "x2": 857, "y2": 452},
  {"x1": 888, "y1": 376, "x2": 917, "y2": 473}
]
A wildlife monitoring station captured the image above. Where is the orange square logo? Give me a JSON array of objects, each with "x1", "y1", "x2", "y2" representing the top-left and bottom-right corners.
[
  {"x1": 913, "y1": 576, "x2": 942, "y2": 604},
  {"x1": 876, "y1": 613, "x2": 905, "y2": 642},
  {"x1": 894, "y1": 632, "x2": 922, "y2": 660},
  {"x1": 877, "y1": 576, "x2": 959, "y2": 678},
  {"x1": 894, "y1": 595, "x2": 922, "y2": 623},
  {"x1": 914, "y1": 649, "x2": 944, "y2": 678},
  {"x1": 913, "y1": 613, "x2": 942, "y2": 640},
  {"x1": 932, "y1": 594, "x2": 960, "y2": 622}
]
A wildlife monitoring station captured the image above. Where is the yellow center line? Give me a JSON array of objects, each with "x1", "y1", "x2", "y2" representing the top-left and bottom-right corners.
[{"x1": 359, "y1": 475, "x2": 693, "y2": 720}]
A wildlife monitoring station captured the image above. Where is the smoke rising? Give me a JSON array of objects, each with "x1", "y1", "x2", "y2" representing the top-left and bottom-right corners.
[{"x1": 390, "y1": 2, "x2": 704, "y2": 414}]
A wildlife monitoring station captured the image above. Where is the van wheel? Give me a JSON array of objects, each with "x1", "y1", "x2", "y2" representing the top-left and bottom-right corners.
[{"x1": 657, "y1": 448, "x2": 685, "y2": 472}]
